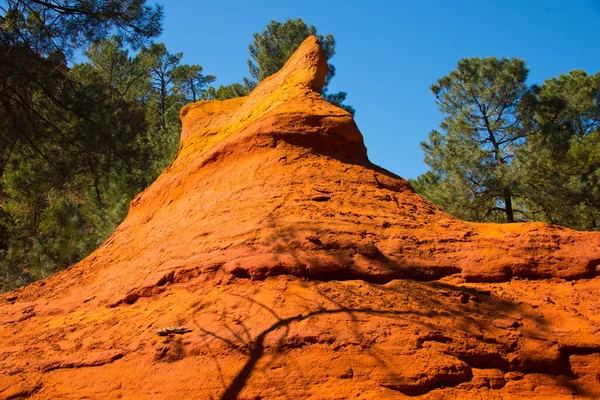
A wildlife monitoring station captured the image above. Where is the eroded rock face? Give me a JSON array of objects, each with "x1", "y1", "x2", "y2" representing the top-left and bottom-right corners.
[{"x1": 1, "y1": 36, "x2": 599, "y2": 399}]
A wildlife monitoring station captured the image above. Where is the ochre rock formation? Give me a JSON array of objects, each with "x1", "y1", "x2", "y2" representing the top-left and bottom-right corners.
[{"x1": 1, "y1": 37, "x2": 600, "y2": 399}]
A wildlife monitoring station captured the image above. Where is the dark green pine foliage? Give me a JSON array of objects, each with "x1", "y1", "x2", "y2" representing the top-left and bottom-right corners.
[
  {"x1": 0, "y1": 2, "x2": 216, "y2": 291},
  {"x1": 202, "y1": 83, "x2": 250, "y2": 101},
  {"x1": 1, "y1": 36, "x2": 152, "y2": 290},
  {"x1": 1, "y1": 1, "x2": 162, "y2": 291},
  {"x1": 517, "y1": 70, "x2": 600, "y2": 230},
  {"x1": 417, "y1": 57, "x2": 529, "y2": 223},
  {"x1": 414, "y1": 58, "x2": 600, "y2": 231},
  {"x1": 134, "y1": 42, "x2": 215, "y2": 178}
]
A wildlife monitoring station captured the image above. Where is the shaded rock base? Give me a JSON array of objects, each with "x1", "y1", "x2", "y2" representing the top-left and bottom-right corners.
[{"x1": 2, "y1": 273, "x2": 599, "y2": 399}]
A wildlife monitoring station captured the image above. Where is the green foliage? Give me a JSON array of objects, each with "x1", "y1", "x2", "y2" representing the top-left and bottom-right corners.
[
  {"x1": 0, "y1": 38, "x2": 149, "y2": 291},
  {"x1": 516, "y1": 70, "x2": 600, "y2": 229},
  {"x1": 133, "y1": 41, "x2": 214, "y2": 177},
  {"x1": 0, "y1": 1, "x2": 215, "y2": 291},
  {"x1": 172, "y1": 64, "x2": 216, "y2": 102},
  {"x1": 410, "y1": 171, "x2": 501, "y2": 222},
  {"x1": 420, "y1": 57, "x2": 529, "y2": 223},
  {"x1": 322, "y1": 90, "x2": 356, "y2": 116},
  {"x1": 416, "y1": 59, "x2": 600, "y2": 231},
  {"x1": 0, "y1": 1, "x2": 163, "y2": 181},
  {"x1": 203, "y1": 83, "x2": 250, "y2": 101},
  {"x1": 0, "y1": 0, "x2": 162, "y2": 55}
]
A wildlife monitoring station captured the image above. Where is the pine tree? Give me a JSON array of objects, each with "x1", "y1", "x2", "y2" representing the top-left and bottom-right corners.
[
  {"x1": 517, "y1": 70, "x2": 600, "y2": 229},
  {"x1": 419, "y1": 57, "x2": 529, "y2": 222}
]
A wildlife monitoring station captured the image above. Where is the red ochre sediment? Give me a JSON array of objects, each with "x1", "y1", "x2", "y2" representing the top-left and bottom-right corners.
[{"x1": 1, "y1": 36, "x2": 599, "y2": 399}]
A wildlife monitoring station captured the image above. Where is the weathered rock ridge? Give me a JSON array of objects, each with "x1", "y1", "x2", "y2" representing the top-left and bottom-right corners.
[{"x1": 1, "y1": 37, "x2": 599, "y2": 399}]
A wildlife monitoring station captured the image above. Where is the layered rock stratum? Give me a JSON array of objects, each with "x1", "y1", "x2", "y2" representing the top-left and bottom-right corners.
[{"x1": 1, "y1": 37, "x2": 600, "y2": 399}]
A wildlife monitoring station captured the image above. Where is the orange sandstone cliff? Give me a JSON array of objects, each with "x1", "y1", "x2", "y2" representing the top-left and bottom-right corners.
[{"x1": 1, "y1": 37, "x2": 600, "y2": 399}]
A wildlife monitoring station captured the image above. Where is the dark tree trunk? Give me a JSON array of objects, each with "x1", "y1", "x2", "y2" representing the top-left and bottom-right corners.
[
  {"x1": 483, "y1": 113, "x2": 515, "y2": 223},
  {"x1": 504, "y1": 191, "x2": 514, "y2": 223}
]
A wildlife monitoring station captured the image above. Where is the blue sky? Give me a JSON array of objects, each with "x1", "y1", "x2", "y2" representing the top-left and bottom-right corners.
[{"x1": 157, "y1": 0, "x2": 600, "y2": 179}]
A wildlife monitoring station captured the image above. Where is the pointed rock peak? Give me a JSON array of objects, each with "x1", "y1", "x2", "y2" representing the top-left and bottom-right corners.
[
  {"x1": 180, "y1": 35, "x2": 329, "y2": 127},
  {"x1": 178, "y1": 35, "x2": 363, "y2": 163},
  {"x1": 259, "y1": 35, "x2": 329, "y2": 93}
]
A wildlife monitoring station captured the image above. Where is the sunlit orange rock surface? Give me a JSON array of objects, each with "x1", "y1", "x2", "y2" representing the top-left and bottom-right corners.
[{"x1": 2, "y1": 37, "x2": 600, "y2": 399}]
